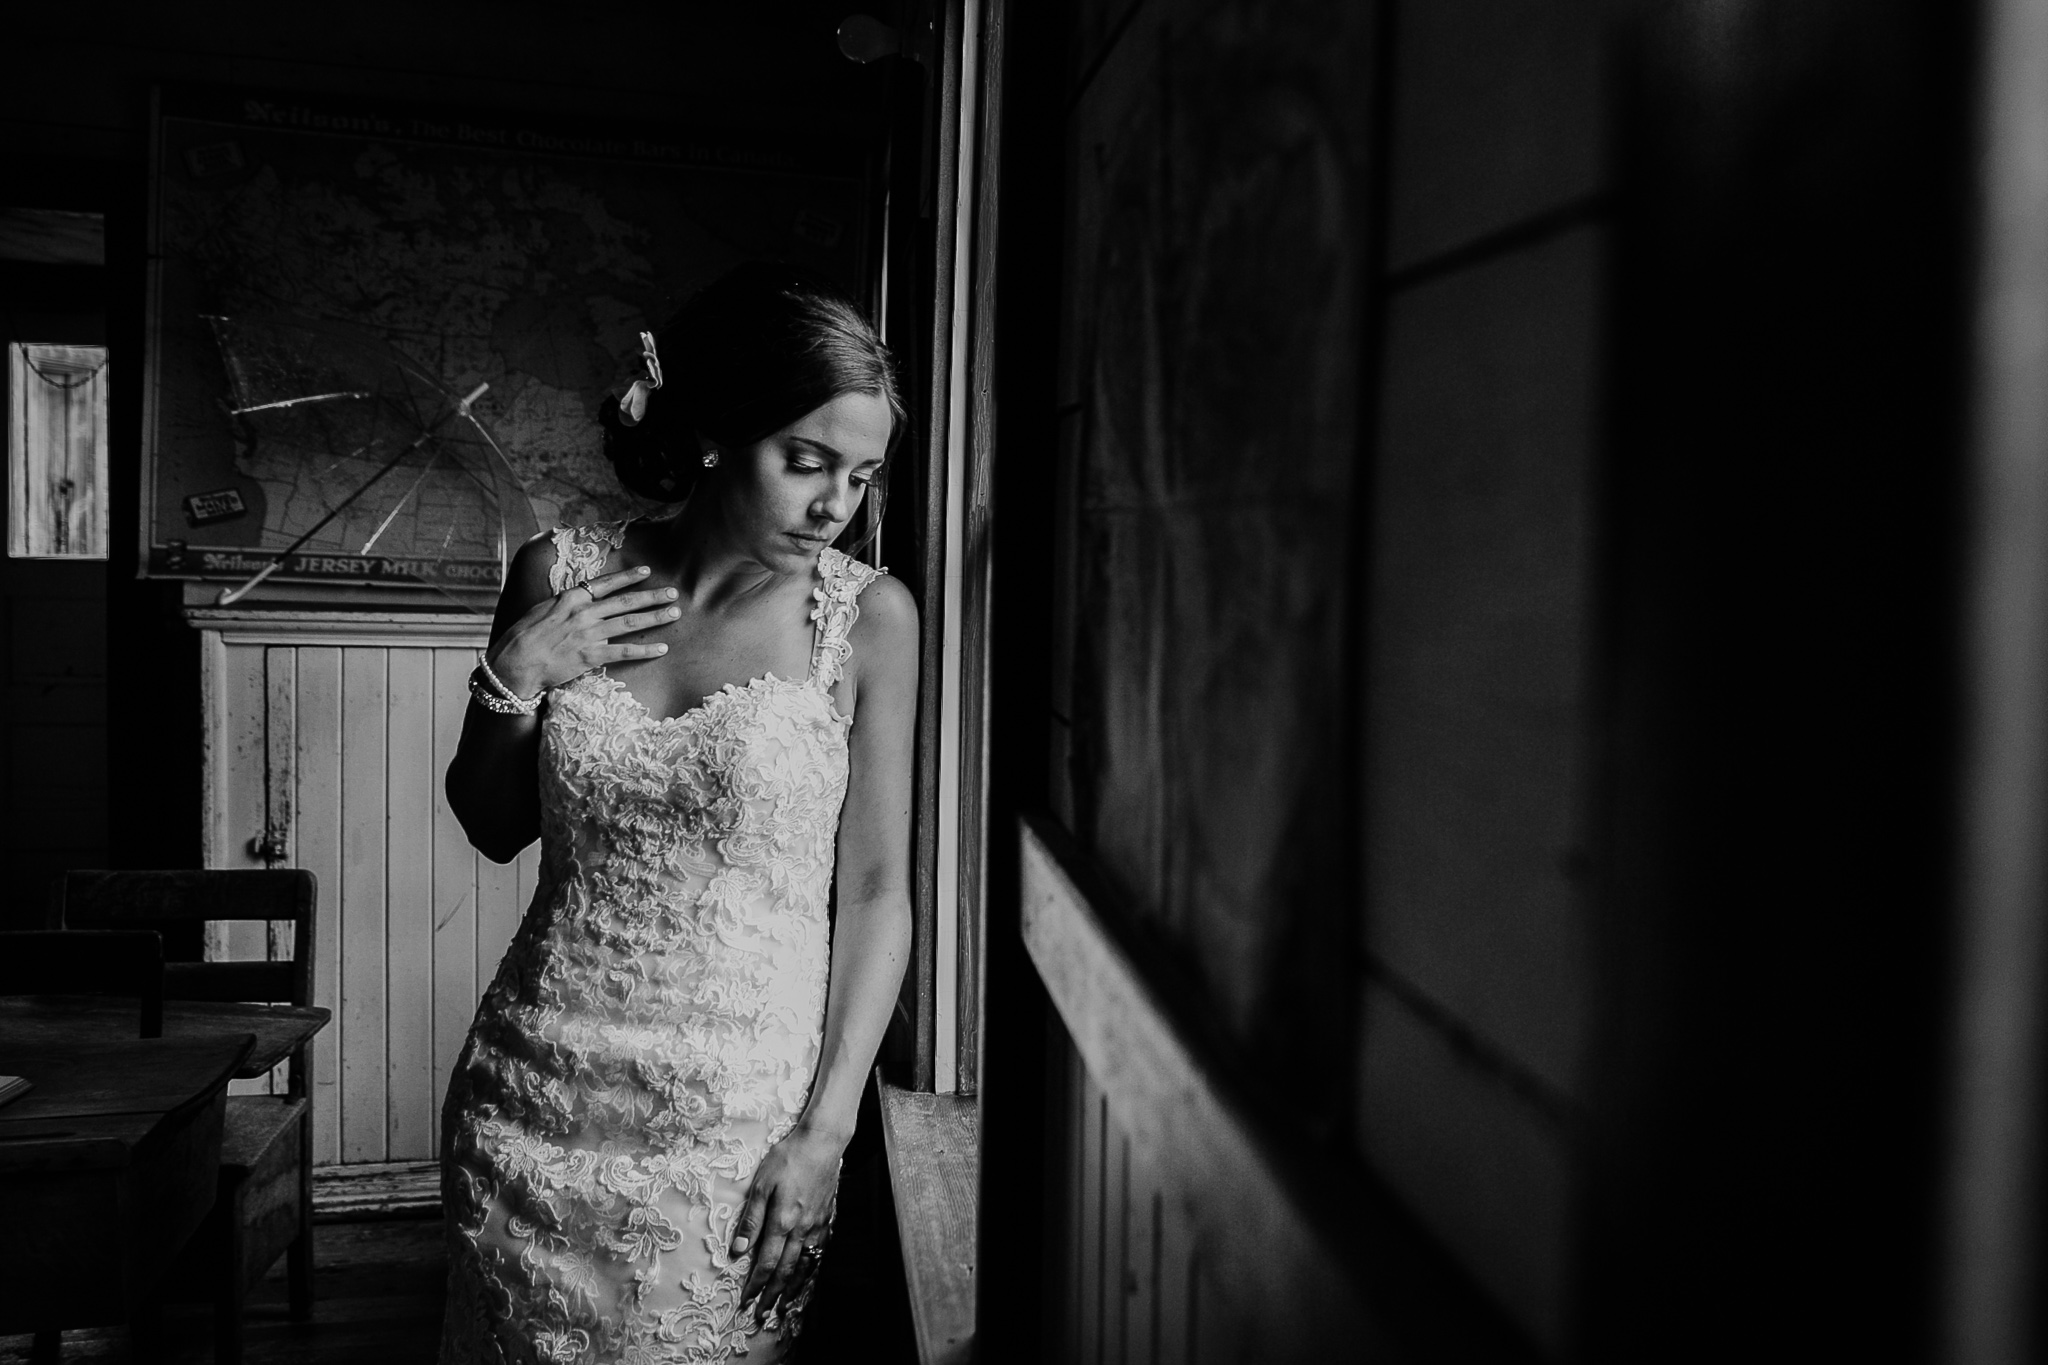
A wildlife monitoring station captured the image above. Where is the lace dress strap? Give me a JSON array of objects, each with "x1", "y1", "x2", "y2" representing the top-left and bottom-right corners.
[
  {"x1": 809, "y1": 547, "x2": 886, "y2": 690},
  {"x1": 546, "y1": 520, "x2": 630, "y2": 594}
]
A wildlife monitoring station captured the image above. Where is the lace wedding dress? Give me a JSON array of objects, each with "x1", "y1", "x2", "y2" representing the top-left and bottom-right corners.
[{"x1": 439, "y1": 522, "x2": 883, "y2": 1365}]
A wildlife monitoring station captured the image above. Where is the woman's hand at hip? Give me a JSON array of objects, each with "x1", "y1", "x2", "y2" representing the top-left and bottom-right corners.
[
  {"x1": 731, "y1": 1122, "x2": 847, "y2": 1324},
  {"x1": 483, "y1": 564, "x2": 678, "y2": 698}
]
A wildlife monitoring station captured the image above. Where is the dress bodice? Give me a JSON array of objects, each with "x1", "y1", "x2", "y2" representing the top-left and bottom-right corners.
[
  {"x1": 540, "y1": 669, "x2": 849, "y2": 910},
  {"x1": 512, "y1": 520, "x2": 885, "y2": 1124},
  {"x1": 438, "y1": 521, "x2": 885, "y2": 1364}
]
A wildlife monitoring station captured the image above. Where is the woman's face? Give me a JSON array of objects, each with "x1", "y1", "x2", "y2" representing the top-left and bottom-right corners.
[{"x1": 708, "y1": 389, "x2": 893, "y2": 568}]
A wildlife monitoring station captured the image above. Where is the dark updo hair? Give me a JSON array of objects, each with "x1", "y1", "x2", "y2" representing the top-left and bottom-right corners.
[{"x1": 600, "y1": 262, "x2": 905, "y2": 529}]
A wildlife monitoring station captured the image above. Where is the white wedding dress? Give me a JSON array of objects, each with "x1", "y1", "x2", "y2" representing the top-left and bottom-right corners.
[{"x1": 439, "y1": 521, "x2": 882, "y2": 1364}]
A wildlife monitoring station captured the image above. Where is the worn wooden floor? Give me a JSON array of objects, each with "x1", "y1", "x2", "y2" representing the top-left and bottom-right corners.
[
  {"x1": 0, "y1": 1219, "x2": 447, "y2": 1364},
  {"x1": 0, "y1": 1175, "x2": 917, "y2": 1363}
]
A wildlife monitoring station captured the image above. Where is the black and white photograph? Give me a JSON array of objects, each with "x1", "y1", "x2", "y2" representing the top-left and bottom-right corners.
[{"x1": 2, "y1": 2, "x2": 2046, "y2": 1363}]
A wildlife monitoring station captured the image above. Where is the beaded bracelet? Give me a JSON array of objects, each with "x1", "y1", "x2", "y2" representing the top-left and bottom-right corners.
[
  {"x1": 469, "y1": 666, "x2": 541, "y2": 717},
  {"x1": 469, "y1": 672, "x2": 538, "y2": 716},
  {"x1": 475, "y1": 652, "x2": 542, "y2": 709}
]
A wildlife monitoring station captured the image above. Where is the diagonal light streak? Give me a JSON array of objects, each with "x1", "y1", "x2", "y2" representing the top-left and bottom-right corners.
[{"x1": 228, "y1": 390, "x2": 370, "y2": 415}]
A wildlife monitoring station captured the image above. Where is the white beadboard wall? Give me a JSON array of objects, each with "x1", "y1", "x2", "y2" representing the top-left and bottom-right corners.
[{"x1": 197, "y1": 613, "x2": 539, "y2": 1166}]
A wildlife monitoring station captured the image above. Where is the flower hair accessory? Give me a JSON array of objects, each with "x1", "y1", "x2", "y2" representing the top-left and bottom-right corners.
[{"x1": 619, "y1": 330, "x2": 663, "y2": 426}]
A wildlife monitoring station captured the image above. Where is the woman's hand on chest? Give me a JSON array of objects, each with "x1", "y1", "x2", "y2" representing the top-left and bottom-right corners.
[{"x1": 486, "y1": 564, "x2": 682, "y2": 699}]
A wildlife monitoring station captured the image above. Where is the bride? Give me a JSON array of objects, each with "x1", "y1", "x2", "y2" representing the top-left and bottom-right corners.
[{"x1": 439, "y1": 263, "x2": 917, "y2": 1363}]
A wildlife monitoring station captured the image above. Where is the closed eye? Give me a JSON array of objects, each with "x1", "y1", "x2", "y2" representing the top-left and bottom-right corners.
[{"x1": 791, "y1": 458, "x2": 877, "y2": 488}]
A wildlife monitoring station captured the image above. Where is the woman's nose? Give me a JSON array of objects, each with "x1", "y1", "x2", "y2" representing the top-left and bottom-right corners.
[{"x1": 815, "y1": 479, "x2": 855, "y2": 523}]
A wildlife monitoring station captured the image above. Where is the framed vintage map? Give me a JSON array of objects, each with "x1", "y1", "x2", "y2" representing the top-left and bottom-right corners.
[{"x1": 143, "y1": 86, "x2": 871, "y2": 592}]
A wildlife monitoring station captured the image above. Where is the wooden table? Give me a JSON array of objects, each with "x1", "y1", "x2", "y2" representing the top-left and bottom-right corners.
[
  {"x1": 0, "y1": 1031, "x2": 253, "y2": 1341},
  {"x1": 0, "y1": 995, "x2": 329, "y2": 1079}
]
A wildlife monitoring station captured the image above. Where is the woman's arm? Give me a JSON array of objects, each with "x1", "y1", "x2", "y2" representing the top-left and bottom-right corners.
[
  {"x1": 445, "y1": 532, "x2": 678, "y2": 862},
  {"x1": 444, "y1": 534, "x2": 555, "y2": 862},
  {"x1": 801, "y1": 573, "x2": 919, "y2": 1136},
  {"x1": 732, "y1": 572, "x2": 919, "y2": 1316}
]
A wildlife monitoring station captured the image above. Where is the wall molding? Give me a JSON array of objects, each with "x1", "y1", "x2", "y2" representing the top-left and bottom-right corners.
[{"x1": 186, "y1": 609, "x2": 491, "y2": 649}]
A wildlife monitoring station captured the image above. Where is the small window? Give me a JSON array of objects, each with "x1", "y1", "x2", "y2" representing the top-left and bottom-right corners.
[{"x1": 7, "y1": 341, "x2": 109, "y2": 559}]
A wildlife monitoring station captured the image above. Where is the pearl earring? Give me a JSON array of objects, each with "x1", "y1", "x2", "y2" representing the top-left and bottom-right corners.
[{"x1": 701, "y1": 450, "x2": 720, "y2": 469}]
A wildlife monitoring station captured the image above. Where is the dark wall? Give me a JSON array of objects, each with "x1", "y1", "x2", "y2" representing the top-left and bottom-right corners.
[
  {"x1": 1045, "y1": 0, "x2": 1609, "y2": 1352},
  {"x1": 1050, "y1": 0, "x2": 1377, "y2": 1152},
  {"x1": 1356, "y1": 0, "x2": 1608, "y2": 1351},
  {"x1": 2, "y1": 4, "x2": 882, "y2": 157},
  {"x1": 0, "y1": 1, "x2": 898, "y2": 893},
  {"x1": 1039, "y1": 0, "x2": 1977, "y2": 1355},
  {"x1": 0, "y1": 262, "x2": 112, "y2": 926},
  {"x1": 1583, "y1": 3, "x2": 1971, "y2": 1357}
]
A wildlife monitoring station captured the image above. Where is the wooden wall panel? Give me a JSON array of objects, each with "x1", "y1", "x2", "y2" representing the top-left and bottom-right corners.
[
  {"x1": 1060, "y1": 1024, "x2": 1087, "y2": 1365},
  {"x1": 338, "y1": 646, "x2": 390, "y2": 1162},
  {"x1": 1107, "y1": 1128, "x2": 1133, "y2": 1364},
  {"x1": 1125, "y1": 1152, "x2": 1157, "y2": 1365},
  {"x1": 201, "y1": 625, "x2": 537, "y2": 1166},
  {"x1": 384, "y1": 648, "x2": 436, "y2": 1159},
  {"x1": 209, "y1": 639, "x2": 275, "y2": 1100},
  {"x1": 294, "y1": 644, "x2": 345, "y2": 1165},
  {"x1": 204, "y1": 638, "x2": 269, "y2": 959},
  {"x1": 1053, "y1": 0, "x2": 1379, "y2": 1132},
  {"x1": 253, "y1": 646, "x2": 299, "y2": 1096},
  {"x1": 1078, "y1": 1071, "x2": 1105, "y2": 1364},
  {"x1": 1044, "y1": 1020, "x2": 1250, "y2": 1365},
  {"x1": 1025, "y1": 821, "x2": 1381, "y2": 1361},
  {"x1": 261, "y1": 647, "x2": 296, "y2": 964},
  {"x1": 1154, "y1": 1180, "x2": 1194, "y2": 1365}
]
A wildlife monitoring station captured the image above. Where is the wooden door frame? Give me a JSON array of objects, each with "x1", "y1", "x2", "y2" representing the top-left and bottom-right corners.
[{"x1": 964, "y1": 0, "x2": 1063, "y2": 1353}]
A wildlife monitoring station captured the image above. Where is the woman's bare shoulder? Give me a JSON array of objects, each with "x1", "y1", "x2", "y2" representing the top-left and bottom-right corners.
[
  {"x1": 503, "y1": 530, "x2": 561, "y2": 614},
  {"x1": 855, "y1": 570, "x2": 915, "y2": 624},
  {"x1": 850, "y1": 573, "x2": 918, "y2": 688}
]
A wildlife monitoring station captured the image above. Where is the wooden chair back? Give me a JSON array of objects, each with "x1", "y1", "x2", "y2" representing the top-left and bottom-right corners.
[
  {"x1": 57, "y1": 873, "x2": 325, "y2": 1347},
  {"x1": 0, "y1": 929, "x2": 165, "y2": 1037},
  {"x1": 58, "y1": 870, "x2": 316, "y2": 1012}
]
